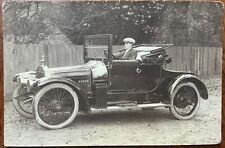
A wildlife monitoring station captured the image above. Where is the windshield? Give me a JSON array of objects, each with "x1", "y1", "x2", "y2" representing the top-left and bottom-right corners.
[{"x1": 84, "y1": 34, "x2": 112, "y2": 62}]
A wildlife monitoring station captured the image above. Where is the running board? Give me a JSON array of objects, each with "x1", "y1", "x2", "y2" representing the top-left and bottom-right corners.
[
  {"x1": 91, "y1": 103, "x2": 170, "y2": 112},
  {"x1": 138, "y1": 103, "x2": 170, "y2": 108}
]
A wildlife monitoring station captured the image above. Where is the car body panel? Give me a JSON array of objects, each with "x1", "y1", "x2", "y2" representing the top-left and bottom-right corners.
[
  {"x1": 109, "y1": 60, "x2": 161, "y2": 92},
  {"x1": 109, "y1": 60, "x2": 140, "y2": 91},
  {"x1": 157, "y1": 69, "x2": 208, "y2": 100}
]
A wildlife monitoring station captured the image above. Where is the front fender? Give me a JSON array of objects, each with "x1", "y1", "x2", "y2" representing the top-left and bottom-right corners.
[
  {"x1": 37, "y1": 76, "x2": 90, "y2": 112},
  {"x1": 37, "y1": 76, "x2": 78, "y2": 88},
  {"x1": 168, "y1": 74, "x2": 208, "y2": 100}
]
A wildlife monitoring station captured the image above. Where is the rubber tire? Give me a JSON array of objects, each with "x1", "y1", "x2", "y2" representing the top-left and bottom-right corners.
[
  {"x1": 33, "y1": 83, "x2": 79, "y2": 129},
  {"x1": 169, "y1": 82, "x2": 200, "y2": 120},
  {"x1": 12, "y1": 85, "x2": 33, "y2": 118}
]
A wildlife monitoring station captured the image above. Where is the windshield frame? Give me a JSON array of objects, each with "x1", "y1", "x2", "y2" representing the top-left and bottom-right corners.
[{"x1": 83, "y1": 34, "x2": 113, "y2": 63}]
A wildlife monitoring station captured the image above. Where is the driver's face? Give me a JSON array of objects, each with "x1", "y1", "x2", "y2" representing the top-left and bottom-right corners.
[{"x1": 124, "y1": 42, "x2": 133, "y2": 50}]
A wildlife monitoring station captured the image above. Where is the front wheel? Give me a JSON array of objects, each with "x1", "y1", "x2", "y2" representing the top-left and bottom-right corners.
[
  {"x1": 33, "y1": 83, "x2": 79, "y2": 129},
  {"x1": 169, "y1": 82, "x2": 200, "y2": 120},
  {"x1": 12, "y1": 85, "x2": 33, "y2": 118}
]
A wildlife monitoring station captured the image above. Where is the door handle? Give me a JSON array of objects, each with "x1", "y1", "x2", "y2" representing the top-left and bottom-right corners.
[{"x1": 136, "y1": 68, "x2": 141, "y2": 74}]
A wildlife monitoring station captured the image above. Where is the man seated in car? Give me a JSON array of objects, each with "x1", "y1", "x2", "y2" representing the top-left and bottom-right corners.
[{"x1": 113, "y1": 37, "x2": 137, "y2": 60}]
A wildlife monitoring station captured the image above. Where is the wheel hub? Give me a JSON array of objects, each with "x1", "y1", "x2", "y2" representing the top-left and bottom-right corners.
[
  {"x1": 55, "y1": 105, "x2": 62, "y2": 111},
  {"x1": 174, "y1": 95, "x2": 191, "y2": 108}
]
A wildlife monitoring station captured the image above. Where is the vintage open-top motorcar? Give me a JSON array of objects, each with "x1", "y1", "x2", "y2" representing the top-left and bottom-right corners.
[{"x1": 12, "y1": 34, "x2": 208, "y2": 129}]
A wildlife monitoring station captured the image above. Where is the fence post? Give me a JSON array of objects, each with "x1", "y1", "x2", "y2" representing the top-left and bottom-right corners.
[{"x1": 43, "y1": 44, "x2": 49, "y2": 66}]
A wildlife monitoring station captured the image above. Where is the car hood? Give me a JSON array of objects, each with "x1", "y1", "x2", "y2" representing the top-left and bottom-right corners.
[
  {"x1": 43, "y1": 60, "x2": 108, "y2": 79},
  {"x1": 44, "y1": 64, "x2": 90, "y2": 77}
]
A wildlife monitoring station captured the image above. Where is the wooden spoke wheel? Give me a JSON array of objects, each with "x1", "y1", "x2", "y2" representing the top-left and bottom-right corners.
[
  {"x1": 169, "y1": 82, "x2": 200, "y2": 120},
  {"x1": 34, "y1": 83, "x2": 79, "y2": 129},
  {"x1": 12, "y1": 85, "x2": 33, "y2": 118}
]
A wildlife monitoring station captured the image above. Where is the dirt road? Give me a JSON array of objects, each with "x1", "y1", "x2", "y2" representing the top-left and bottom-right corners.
[{"x1": 4, "y1": 78, "x2": 221, "y2": 146}]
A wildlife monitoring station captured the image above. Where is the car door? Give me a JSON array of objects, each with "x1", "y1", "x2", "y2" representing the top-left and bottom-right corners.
[
  {"x1": 109, "y1": 60, "x2": 162, "y2": 92},
  {"x1": 109, "y1": 60, "x2": 139, "y2": 92},
  {"x1": 135, "y1": 63, "x2": 162, "y2": 91}
]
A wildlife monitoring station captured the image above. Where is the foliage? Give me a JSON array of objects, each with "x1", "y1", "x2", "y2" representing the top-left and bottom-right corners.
[
  {"x1": 3, "y1": 1, "x2": 223, "y2": 46},
  {"x1": 3, "y1": 2, "x2": 54, "y2": 43}
]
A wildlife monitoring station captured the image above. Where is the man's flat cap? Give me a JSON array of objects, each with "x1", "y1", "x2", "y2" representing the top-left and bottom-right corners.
[{"x1": 123, "y1": 38, "x2": 135, "y2": 44}]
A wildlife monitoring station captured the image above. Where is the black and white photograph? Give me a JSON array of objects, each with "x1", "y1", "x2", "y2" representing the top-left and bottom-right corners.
[{"x1": 3, "y1": 1, "x2": 223, "y2": 146}]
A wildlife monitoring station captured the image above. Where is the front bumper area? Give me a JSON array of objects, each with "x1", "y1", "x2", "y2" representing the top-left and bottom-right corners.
[{"x1": 13, "y1": 71, "x2": 38, "y2": 92}]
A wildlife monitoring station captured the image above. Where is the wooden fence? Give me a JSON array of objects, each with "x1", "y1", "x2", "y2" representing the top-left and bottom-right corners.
[
  {"x1": 165, "y1": 46, "x2": 222, "y2": 77},
  {"x1": 4, "y1": 43, "x2": 222, "y2": 101}
]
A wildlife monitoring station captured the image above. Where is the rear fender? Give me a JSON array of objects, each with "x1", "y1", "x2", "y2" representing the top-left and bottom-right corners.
[
  {"x1": 37, "y1": 77, "x2": 90, "y2": 112},
  {"x1": 168, "y1": 74, "x2": 208, "y2": 100}
]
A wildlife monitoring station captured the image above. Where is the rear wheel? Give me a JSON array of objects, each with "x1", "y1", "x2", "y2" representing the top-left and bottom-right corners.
[
  {"x1": 169, "y1": 82, "x2": 200, "y2": 120},
  {"x1": 12, "y1": 85, "x2": 33, "y2": 118},
  {"x1": 34, "y1": 83, "x2": 79, "y2": 129}
]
